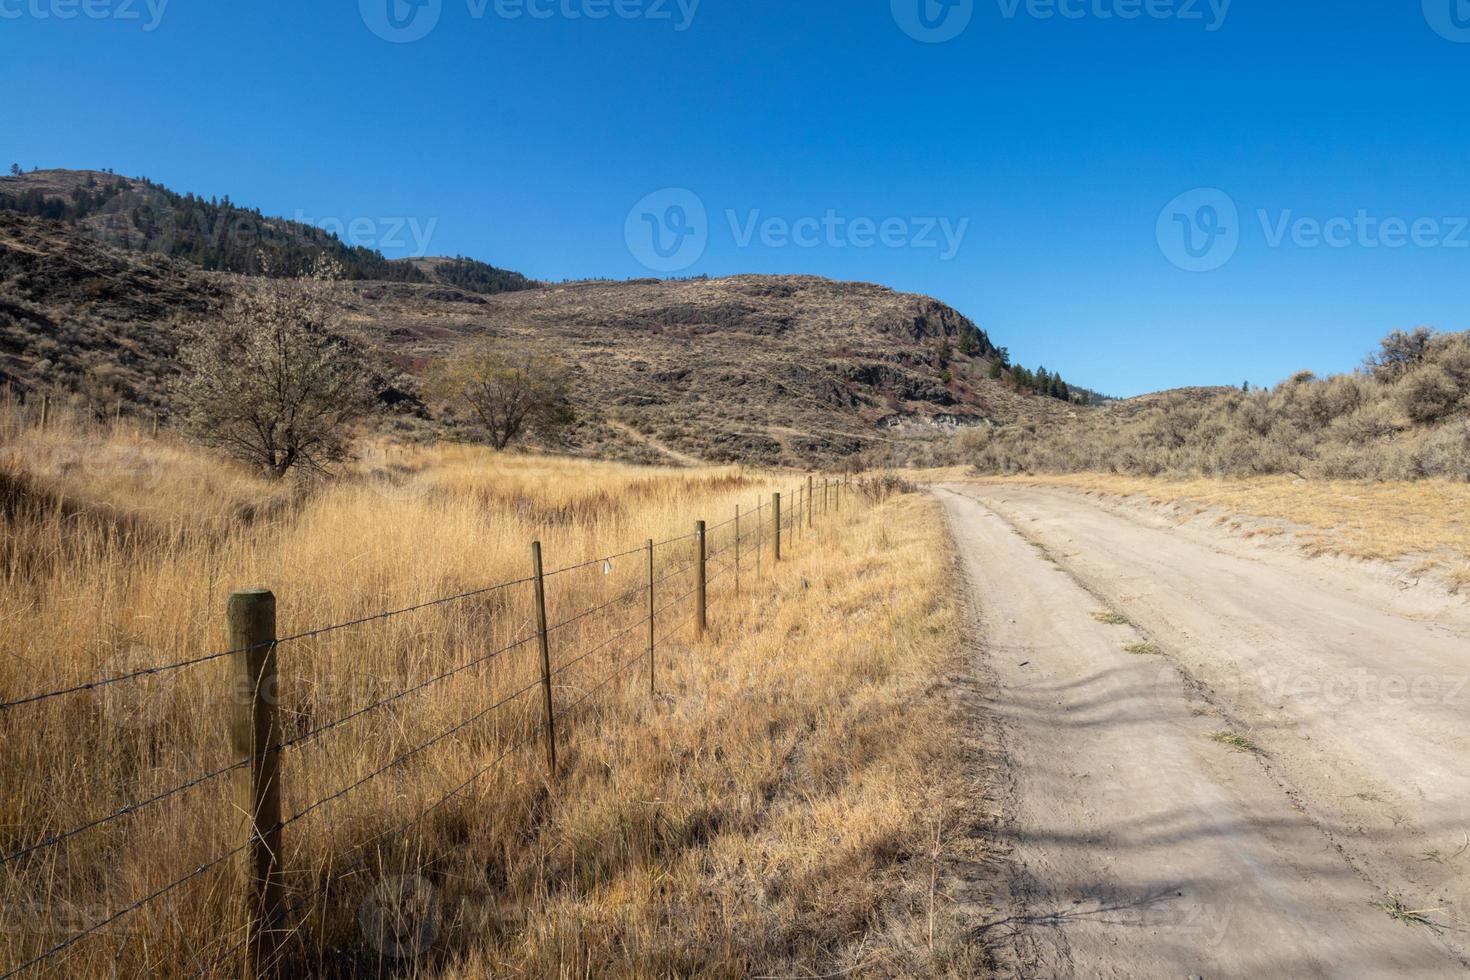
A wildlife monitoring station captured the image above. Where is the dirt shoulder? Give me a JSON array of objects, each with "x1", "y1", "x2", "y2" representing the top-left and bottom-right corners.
[
  {"x1": 971, "y1": 473, "x2": 1470, "y2": 600},
  {"x1": 939, "y1": 483, "x2": 1470, "y2": 977}
]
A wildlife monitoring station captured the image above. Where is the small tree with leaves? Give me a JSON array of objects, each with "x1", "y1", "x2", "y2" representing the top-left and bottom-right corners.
[
  {"x1": 428, "y1": 343, "x2": 574, "y2": 450},
  {"x1": 8, "y1": 164, "x2": 20, "y2": 177},
  {"x1": 172, "y1": 258, "x2": 377, "y2": 479}
]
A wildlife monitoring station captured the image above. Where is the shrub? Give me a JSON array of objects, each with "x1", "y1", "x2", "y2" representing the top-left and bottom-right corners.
[{"x1": 1400, "y1": 365, "x2": 1460, "y2": 424}]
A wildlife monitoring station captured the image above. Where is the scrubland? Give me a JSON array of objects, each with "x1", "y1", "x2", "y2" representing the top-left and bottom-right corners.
[
  {"x1": 0, "y1": 403, "x2": 981, "y2": 978},
  {"x1": 969, "y1": 329, "x2": 1470, "y2": 482}
]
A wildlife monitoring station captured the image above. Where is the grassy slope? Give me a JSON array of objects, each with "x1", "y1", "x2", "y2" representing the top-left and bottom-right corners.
[{"x1": 0, "y1": 407, "x2": 987, "y2": 978}]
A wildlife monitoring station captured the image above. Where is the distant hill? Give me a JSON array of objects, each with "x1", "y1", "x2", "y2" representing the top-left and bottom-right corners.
[
  {"x1": 0, "y1": 169, "x2": 536, "y2": 294},
  {"x1": 1, "y1": 194, "x2": 1092, "y2": 467}
]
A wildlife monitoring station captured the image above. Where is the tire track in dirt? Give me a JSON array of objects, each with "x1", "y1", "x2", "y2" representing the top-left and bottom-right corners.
[{"x1": 938, "y1": 485, "x2": 1467, "y2": 978}]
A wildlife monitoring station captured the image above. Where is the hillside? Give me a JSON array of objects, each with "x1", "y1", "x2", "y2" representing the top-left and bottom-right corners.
[
  {"x1": 968, "y1": 332, "x2": 1470, "y2": 480},
  {"x1": 0, "y1": 169, "x2": 535, "y2": 293},
  {"x1": 0, "y1": 201, "x2": 1087, "y2": 467}
]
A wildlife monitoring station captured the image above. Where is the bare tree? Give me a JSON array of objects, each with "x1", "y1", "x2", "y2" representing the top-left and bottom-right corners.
[
  {"x1": 1365, "y1": 327, "x2": 1435, "y2": 381},
  {"x1": 429, "y1": 343, "x2": 574, "y2": 450},
  {"x1": 172, "y1": 259, "x2": 377, "y2": 479}
]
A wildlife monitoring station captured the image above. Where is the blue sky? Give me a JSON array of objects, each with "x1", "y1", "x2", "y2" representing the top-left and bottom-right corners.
[{"x1": 3, "y1": 0, "x2": 1468, "y2": 396}]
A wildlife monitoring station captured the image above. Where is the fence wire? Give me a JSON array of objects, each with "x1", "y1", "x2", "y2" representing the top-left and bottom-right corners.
[{"x1": 1, "y1": 479, "x2": 852, "y2": 978}]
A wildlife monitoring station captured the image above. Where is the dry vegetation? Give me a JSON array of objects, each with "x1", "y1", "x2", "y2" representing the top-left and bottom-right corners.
[
  {"x1": 2, "y1": 206, "x2": 1084, "y2": 471},
  {"x1": 969, "y1": 329, "x2": 1470, "y2": 481},
  {"x1": 0, "y1": 402, "x2": 984, "y2": 978},
  {"x1": 972, "y1": 473, "x2": 1470, "y2": 591}
]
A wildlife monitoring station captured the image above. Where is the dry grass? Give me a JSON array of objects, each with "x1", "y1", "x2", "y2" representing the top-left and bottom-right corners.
[
  {"x1": 0, "y1": 406, "x2": 982, "y2": 978},
  {"x1": 974, "y1": 473, "x2": 1470, "y2": 576}
]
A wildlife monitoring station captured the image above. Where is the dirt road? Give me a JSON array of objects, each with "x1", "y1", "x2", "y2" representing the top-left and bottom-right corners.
[{"x1": 939, "y1": 483, "x2": 1470, "y2": 978}]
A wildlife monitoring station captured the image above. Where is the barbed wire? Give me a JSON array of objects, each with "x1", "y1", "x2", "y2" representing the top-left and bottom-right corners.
[
  {"x1": 545, "y1": 581, "x2": 646, "y2": 635},
  {"x1": 0, "y1": 838, "x2": 251, "y2": 979},
  {"x1": 0, "y1": 577, "x2": 536, "y2": 713},
  {"x1": 188, "y1": 719, "x2": 549, "y2": 979},
  {"x1": 275, "y1": 632, "x2": 540, "y2": 756},
  {"x1": 4, "y1": 483, "x2": 845, "y2": 976},
  {"x1": 0, "y1": 757, "x2": 247, "y2": 869},
  {"x1": 278, "y1": 677, "x2": 544, "y2": 835},
  {"x1": 544, "y1": 543, "x2": 648, "y2": 579}
]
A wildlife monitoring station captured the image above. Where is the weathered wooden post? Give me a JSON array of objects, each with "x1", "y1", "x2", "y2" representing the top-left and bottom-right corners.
[
  {"x1": 227, "y1": 589, "x2": 284, "y2": 978},
  {"x1": 151, "y1": 412, "x2": 160, "y2": 438},
  {"x1": 646, "y1": 539, "x2": 655, "y2": 695},
  {"x1": 756, "y1": 498, "x2": 763, "y2": 579},
  {"x1": 531, "y1": 542, "x2": 557, "y2": 777},
  {"x1": 772, "y1": 493, "x2": 782, "y2": 562},
  {"x1": 694, "y1": 521, "x2": 707, "y2": 637},
  {"x1": 807, "y1": 475, "x2": 814, "y2": 529},
  {"x1": 38, "y1": 394, "x2": 49, "y2": 431},
  {"x1": 734, "y1": 504, "x2": 741, "y2": 596}
]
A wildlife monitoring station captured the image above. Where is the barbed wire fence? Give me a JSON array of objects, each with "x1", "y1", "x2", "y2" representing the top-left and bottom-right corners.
[{"x1": 0, "y1": 473, "x2": 861, "y2": 979}]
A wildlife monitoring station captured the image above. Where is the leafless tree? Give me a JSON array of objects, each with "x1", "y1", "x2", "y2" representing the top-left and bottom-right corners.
[
  {"x1": 428, "y1": 343, "x2": 574, "y2": 450},
  {"x1": 172, "y1": 258, "x2": 377, "y2": 479}
]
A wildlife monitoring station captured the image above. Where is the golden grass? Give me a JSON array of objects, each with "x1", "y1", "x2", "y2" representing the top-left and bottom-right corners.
[
  {"x1": 0, "y1": 409, "x2": 982, "y2": 978},
  {"x1": 972, "y1": 473, "x2": 1470, "y2": 580}
]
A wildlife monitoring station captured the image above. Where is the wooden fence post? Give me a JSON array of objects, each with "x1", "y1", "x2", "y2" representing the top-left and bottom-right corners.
[
  {"x1": 227, "y1": 589, "x2": 284, "y2": 978},
  {"x1": 734, "y1": 505, "x2": 741, "y2": 596},
  {"x1": 807, "y1": 475, "x2": 814, "y2": 529},
  {"x1": 646, "y1": 539, "x2": 655, "y2": 695},
  {"x1": 151, "y1": 412, "x2": 160, "y2": 438},
  {"x1": 38, "y1": 394, "x2": 48, "y2": 431},
  {"x1": 531, "y1": 542, "x2": 557, "y2": 777},
  {"x1": 756, "y1": 498, "x2": 763, "y2": 579},
  {"x1": 694, "y1": 521, "x2": 707, "y2": 637},
  {"x1": 772, "y1": 493, "x2": 782, "y2": 562}
]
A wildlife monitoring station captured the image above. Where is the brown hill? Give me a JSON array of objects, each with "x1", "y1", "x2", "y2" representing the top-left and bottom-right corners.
[{"x1": 1, "y1": 210, "x2": 1081, "y2": 466}]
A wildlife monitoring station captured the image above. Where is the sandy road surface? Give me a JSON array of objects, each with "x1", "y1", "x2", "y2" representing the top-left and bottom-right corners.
[{"x1": 938, "y1": 484, "x2": 1469, "y2": 978}]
